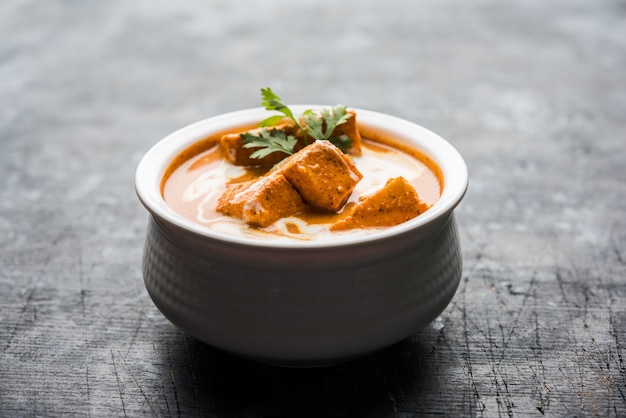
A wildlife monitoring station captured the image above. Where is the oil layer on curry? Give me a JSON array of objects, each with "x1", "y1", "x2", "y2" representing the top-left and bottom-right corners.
[{"x1": 162, "y1": 109, "x2": 442, "y2": 241}]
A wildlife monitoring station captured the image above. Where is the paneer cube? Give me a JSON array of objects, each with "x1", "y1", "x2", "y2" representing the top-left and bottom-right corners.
[
  {"x1": 216, "y1": 172, "x2": 306, "y2": 228},
  {"x1": 278, "y1": 140, "x2": 363, "y2": 212},
  {"x1": 330, "y1": 177, "x2": 430, "y2": 231}
]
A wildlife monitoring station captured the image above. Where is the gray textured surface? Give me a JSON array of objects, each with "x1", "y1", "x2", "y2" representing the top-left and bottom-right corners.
[{"x1": 1, "y1": 0, "x2": 625, "y2": 416}]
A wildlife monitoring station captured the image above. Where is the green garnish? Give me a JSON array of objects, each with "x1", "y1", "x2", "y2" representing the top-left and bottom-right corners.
[
  {"x1": 242, "y1": 87, "x2": 353, "y2": 160},
  {"x1": 259, "y1": 87, "x2": 303, "y2": 135},
  {"x1": 301, "y1": 105, "x2": 352, "y2": 152},
  {"x1": 241, "y1": 128, "x2": 297, "y2": 159},
  {"x1": 327, "y1": 134, "x2": 352, "y2": 154}
]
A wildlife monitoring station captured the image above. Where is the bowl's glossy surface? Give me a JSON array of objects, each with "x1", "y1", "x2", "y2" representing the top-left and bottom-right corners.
[{"x1": 136, "y1": 106, "x2": 468, "y2": 366}]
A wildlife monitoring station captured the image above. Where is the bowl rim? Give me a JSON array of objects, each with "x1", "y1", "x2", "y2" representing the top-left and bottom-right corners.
[{"x1": 135, "y1": 106, "x2": 468, "y2": 249}]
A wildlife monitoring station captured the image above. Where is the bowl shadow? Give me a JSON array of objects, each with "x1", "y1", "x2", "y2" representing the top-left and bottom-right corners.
[{"x1": 164, "y1": 328, "x2": 447, "y2": 417}]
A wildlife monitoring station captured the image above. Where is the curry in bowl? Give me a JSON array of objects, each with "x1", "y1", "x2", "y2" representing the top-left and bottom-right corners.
[{"x1": 162, "y1": 88, "x2": 443, "y2": 241}]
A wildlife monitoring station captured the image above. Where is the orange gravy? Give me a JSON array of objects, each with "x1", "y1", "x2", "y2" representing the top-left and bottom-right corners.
[{"x1": 162, "y1": 131, "x2": 442, "y2": 241}]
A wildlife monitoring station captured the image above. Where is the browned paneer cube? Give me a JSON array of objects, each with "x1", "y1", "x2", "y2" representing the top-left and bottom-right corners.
[
  {"x1": 330, "y1": 177, "x2": 430, "y2": 231},
  {"x1": 215, "y1": 179, "x2": 254, "y2": 219},
  {"x1": 278, "y1": 140, "x2": 363, "y2": 212},
  {"x1": 220, "y1": 121, "x2": 301, "y2": 167},
  {"x1": 216, "y1": 172, "x2": 306, "y2": 228},
  {"x1": 332, "y1": 110, "x2": 362, "y2": 156}
]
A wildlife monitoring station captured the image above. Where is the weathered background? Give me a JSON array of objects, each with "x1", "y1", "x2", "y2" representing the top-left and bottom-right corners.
[{"x1": 1, "y1": 0, "x2": 625, "y2": 416}]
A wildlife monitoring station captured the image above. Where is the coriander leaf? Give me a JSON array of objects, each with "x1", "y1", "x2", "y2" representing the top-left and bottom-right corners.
[
  {"x1": 253, "y1": 88, "x2": 352, "y2": 158},
  {"x1": 302, "y1": 105, "x2": 350, "y2": 141},
  {"x1": 322, "y1": 105, "x2": 351, "y2": 138},
  {"x1": 259, "y1": 115, "x2": 286, "y2": 127},
  {"x1": 241, "y1": 129, "x2": 297, "y2": 159},
  {"x1": 302, "y1": 111, "x2": 325, "y2": 141},
  {"x1": 260, "y1": 87, "x2": 295, "y2": 121},
  {"x1": 329, "y1": 134, "x2": 353, "y2": 154},
  {"x1": 259, "y1": 87, "x2": 308, "y2": 143}
]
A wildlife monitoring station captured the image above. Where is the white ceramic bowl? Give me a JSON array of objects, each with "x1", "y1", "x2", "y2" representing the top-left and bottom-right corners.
[{"x1": 135, "y1": 106, "x2": 468, "y2": 366}]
